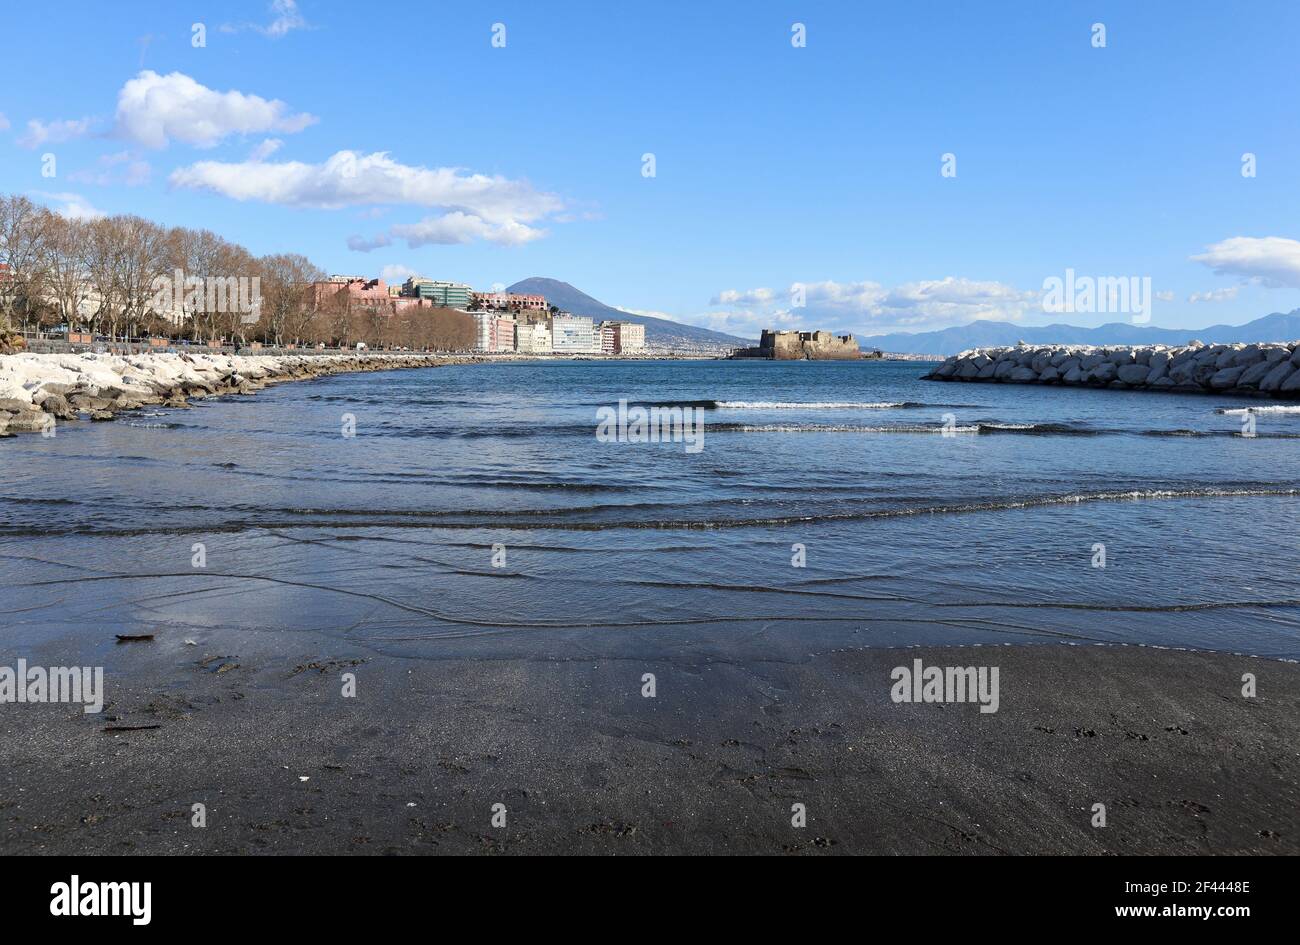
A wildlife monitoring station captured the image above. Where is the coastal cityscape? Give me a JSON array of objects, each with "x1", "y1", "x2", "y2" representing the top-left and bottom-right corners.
[
  {"x1": 0, "y1": 196, "x2": 660, "y2": 356},
  {"x1": 313, "y1": 273, "x2": 648, "y2": 355},
  {"x1": 3, "y1": 0, "x2": 1299, "y2": 904}
]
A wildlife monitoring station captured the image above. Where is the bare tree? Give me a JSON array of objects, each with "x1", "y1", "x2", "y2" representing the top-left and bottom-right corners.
[
  {"x1": 168, "y1": 227, "x2": 230, "y2": 343},
  {"x1": 257, "y1": 253, "x2": 324, "y2": 347},
  {"x1": 0, "y1": 195, "x2": 52, "y2": 331},
  {"x1": 115, "y1": 215, "x2": 171, "y2": 340},
  {"x1": 83, "y1": 216, "x2": 126, "y2": 339},
  {"x1": 40, "y1": 214, "x2": 91, "y2": 329},
  {"x1": 324, "y1": 288, "x2": 355, "y2": 348},
  {"x1": 214, "y1": 243, "x2": 257, "y2": 347}
]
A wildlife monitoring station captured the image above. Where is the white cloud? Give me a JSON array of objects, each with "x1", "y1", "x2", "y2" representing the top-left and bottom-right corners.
[
  {"x1": 1190, "y1": 236, "x2": 1300, "y2": 289},
  {"x1": 33, "y1": 191, "x2": 106, "y2": 221},
  {"x1": 390, "y1": 213, "x2": 545, "y2": 247},
  {"x1": 0, "y1": 113, "x2": 9, "y2": 132},
  {"x1": 350, "y1": 213, "x2": 544, "y2": 250},
  {"x1": 711, "y1": 287, "x2": 778, "y2": 306},
  {"x1": 1155, "y1": 290, "x2": 1175, "y2": 302},
  {"x1": 1187, "y1": 286, "x2": 1240, "y2": 304},
  {"x1": 380, "y1": 264, "x2": 419, "y2": 284},
  {"x1": 18, "y1": 117, "x2": 95, "y2": 149},
  {"x1": 171, "y1": 150, "x2": 560, "y2": 219},
  {"x1": 68, "y1": 150, "x2": 152, "y2": 187},
  {"x1": 222, "y1": 0, "x2": 310, "y2": 38},
  {"x1": 173, "y1": 150, "x2": 563, "y2": 245},
  {"x1": 115, "y1": 70, "x2": 316, "y2": 149},
  {"x1": 709, "y1": 277, "x2": 1036, "y2": 334},
  {"x1": 249, "y1": 138, "x2": 283, "y2": 161},
  {"x1": 347, "y1": 233, "x2": 392, "y2": 252}
]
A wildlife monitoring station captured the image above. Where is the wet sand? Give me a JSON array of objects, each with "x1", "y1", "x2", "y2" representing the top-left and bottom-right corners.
[{"x1": 2, "y1": 641, "x2": 1296, "y2": 855}]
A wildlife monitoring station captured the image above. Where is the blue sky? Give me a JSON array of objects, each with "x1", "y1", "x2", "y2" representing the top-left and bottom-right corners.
[{"x1": 3, "y1": 0, "x2": 1299, "y2": 339}]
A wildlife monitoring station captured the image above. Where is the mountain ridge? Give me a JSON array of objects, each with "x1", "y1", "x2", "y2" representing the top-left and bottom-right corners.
[
  {"x1": 860, "y1": 310, "x2": 1300, "y2": 356},
  {"x1": 506, "y1": 277, "x2": 748, "y2": 351}
]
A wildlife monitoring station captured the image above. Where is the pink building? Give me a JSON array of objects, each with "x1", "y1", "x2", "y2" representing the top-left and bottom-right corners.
[
  {"x1": 490, "y1": 315, "x2": 517, "y2": 353},
  {"x1": 598, "y1": 321, "x2": 616, "y2": 354},
  {"x1": 312, "y1": 277, "x2": 393, "y2": 309},
  {"x1": 472, "y1": 291, "x2": 548, "y2": 312}
]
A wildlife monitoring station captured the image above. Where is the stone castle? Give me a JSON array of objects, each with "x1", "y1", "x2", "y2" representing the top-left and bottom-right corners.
[{"x1": 732, "y1": 329, "x2": 864, "y2": 360}]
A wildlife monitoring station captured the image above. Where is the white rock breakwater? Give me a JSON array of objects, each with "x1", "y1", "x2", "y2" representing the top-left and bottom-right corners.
[
  {"x1": 925, "y1": 341, "x2": 1300, "y2": 399},
  {"x1": 0, "y1": 351, "x2": 456, "y2": 436}
]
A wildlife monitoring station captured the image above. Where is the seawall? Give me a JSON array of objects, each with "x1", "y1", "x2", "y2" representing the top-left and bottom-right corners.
[
  {"x1": 0, "y1": 352, "x2": 461, "y2": 436},
  {"x1": 924, "y1": 341, "x2": 1300, "y2": 399}
]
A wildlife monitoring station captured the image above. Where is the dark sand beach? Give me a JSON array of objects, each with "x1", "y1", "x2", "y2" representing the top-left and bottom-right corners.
[{"x1": 3, "y1": 641, "x2": 1296, "y2": 855}]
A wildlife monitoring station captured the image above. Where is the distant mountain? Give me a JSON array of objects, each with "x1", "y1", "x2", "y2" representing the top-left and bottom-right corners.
[
  {"x1": 506, "y1": 277, "x2": 749, "y2": 352},
  {"x1": 860, "y1": 309, "x2": 1300, "y2": 357}
]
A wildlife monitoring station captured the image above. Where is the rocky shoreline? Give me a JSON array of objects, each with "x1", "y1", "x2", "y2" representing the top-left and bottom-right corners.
[
  {"x1": 925, "y1": 341, "x2": 1300, "y2": 399},
  {"x1": 0, "y1": 352, "x2": 460, "y2": 436}
]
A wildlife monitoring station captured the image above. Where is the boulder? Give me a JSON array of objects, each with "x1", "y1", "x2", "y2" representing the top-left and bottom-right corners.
[
  {"x1": 1232, "y1": 345, "x2": 1265, "y2": 367},
  {"x1": 2, "y1": 406, "x2": 53, "y2": 432},
  {"x1": 1237, "y1": 360, "x2": 1274, "y2": 388},
  {"x1": 1213, "y1": 346, "x2": 1240, "y2": 369},
  {"x1": 1280, "y1": 369, "x2": 1300, "y2": 393},
  {"x1": 1116, "y1": 364, "x2": 1150, "y2": 385},
  {"x1": 1209, "y1": 366, "x2": 1247, "y2": 388},
  {"x1": 32, "y1": 391, "x2": 76, "y2": 419},
  {"x1": 1090, "y1": 362, "x2": 1118, "y2": 383},
  {"x1": 1192, "y1": 363, "x2": 1218, "y2": 385},
  {"x1": 1260, "y1": 362, "x2": 1295, "y2": 392}
]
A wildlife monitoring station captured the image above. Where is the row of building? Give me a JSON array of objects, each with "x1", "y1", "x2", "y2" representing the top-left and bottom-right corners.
[
  {"x1": 480, "y1": 311, "x2": 645, "y2": 355},
  {"x1": 316, "y1": 274, "x2": 647, "y2": 355}
]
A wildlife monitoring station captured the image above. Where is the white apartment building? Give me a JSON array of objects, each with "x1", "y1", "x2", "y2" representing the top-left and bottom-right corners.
[
  {"x1": 551, "y1": 313, "x2": 598, "y2": 354},
  {"x1": 516, "y1": 321, "x2": 553, "y2": 355},
  {"x1": 473, "y1": 311, "x2": 493, "y2": 352}
]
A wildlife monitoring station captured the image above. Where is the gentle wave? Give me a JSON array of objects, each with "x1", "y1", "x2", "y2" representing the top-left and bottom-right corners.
[
  {"x1": 715, "y1": 400, "x2": 922, "y2": 409},
  {"x1": 8, "y1": 486, "x2": 1297, "y2": 537},
  {"x1": 1217, "y1": 405, "x2": 1300, "y2": 415},
  {"x1": 730, "y1": 421, "x2": 1098, "y2": 435},
  {"x1": 1140, "y1": 428, "x2": 1300, "y2": 439}
]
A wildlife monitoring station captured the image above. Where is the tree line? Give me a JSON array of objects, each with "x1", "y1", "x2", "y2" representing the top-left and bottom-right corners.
[{"x1": 0, "y1": 193, "x2": 475, "y2": 351}]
